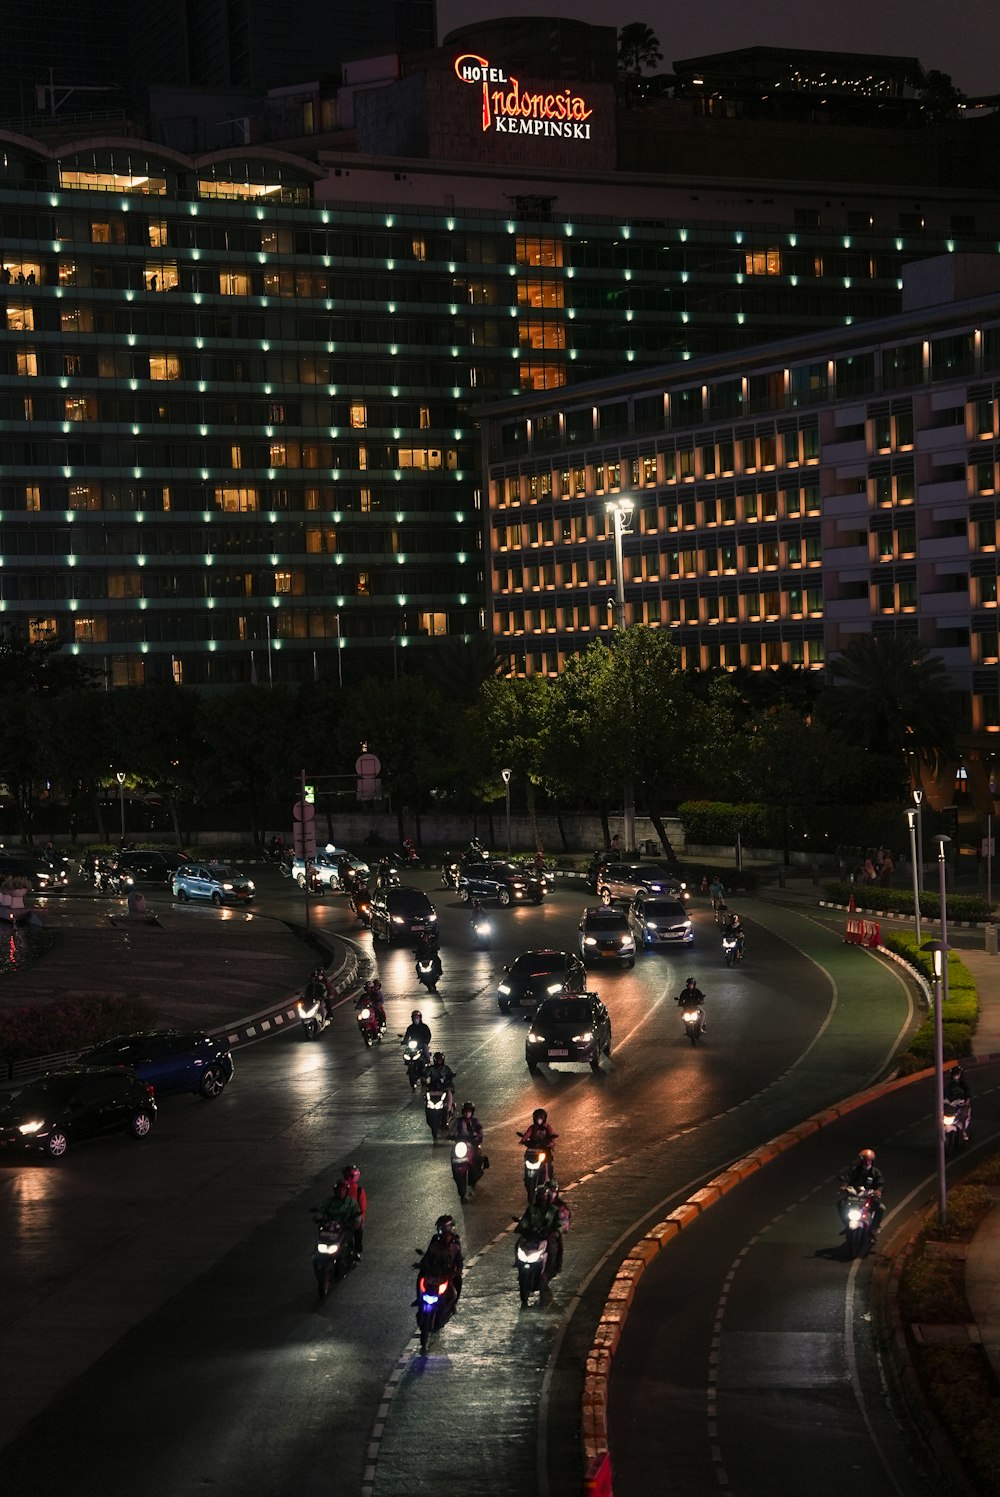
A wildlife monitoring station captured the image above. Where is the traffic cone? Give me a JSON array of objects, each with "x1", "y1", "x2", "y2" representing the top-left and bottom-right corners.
[{"x1": 848, "y1": 892, "x2": 856, "y2": 913}]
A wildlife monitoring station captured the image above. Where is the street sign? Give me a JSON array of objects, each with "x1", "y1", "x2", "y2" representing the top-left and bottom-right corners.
[
  {"x1": 982, "y1": 838, "x2": 995, "y2": 856},
  {"x1": 356, "y1": 751, "x2": 382, "y2": 802},
  {"x1": 292, "y1": 793, "x2": 316, "y2": 857},
  {"x1": 292, "y1": 799, "x2": 315, "y2": 823}
]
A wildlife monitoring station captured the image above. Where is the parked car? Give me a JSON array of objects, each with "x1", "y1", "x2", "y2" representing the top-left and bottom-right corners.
[
  {"x1": 578, "y1": 907, "x2": 636, "y2": 967},
  {"x1": 628, "y1": 894, "x2": 694, "y2": 948},
  {"x1": 497, "y1": 949, "x2": 587, "y2": 1013},
  {"x1": 117, "y1": 850, "x2": 189, "y2": 884},
  {"x1": 457, "y1": 860, "x2": 545, "y2": 907},
  {"x1": 0, "y1": 1067, "x2": 156, "y2": 1159},
  {"x1": 595, "y1": 861, "x2": 688, "y2": 905},
  {"x1": 0, "y1": 851, "x2": 67, "y2": 891},
  {"x1": 525, "y1": 992, "x2": 612, "y2": 1074},
  {"x1": 79, "y1": 1030, "x2": 234, "y2": 1098},
  {"x1": 171, "y1": 862, "x2": 255, "y2": 905},
  {"x1": 370, "y1": 885, "x2": 438, "y2": 944}
]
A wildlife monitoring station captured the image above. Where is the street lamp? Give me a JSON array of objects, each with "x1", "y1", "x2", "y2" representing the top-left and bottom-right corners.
[
  {"x1": 922, "y1": 937, "x2": 949, "y2": 1226},
  {"x1": 936, "y1": 834, "x2": 951, "y2": 1004},
  {"x1": 115, "y1": 770, "x2": 126, "y2": 844},
  {"x1": 905, "y1": 808, "x2": 922, "y2": 945},
  {"x1": 912, "y1": 786, "x2": 924, "y2": 893},
  {"x1": 501, "y1": 768, "x2": 512, "y2": 859},
  {"x1": 605, "y1": 497, "x2": 636, "y2": 853}
]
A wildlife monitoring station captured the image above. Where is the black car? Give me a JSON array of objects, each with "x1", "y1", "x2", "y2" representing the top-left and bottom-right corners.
[
  {"x1": 80, "y1": 1030, "x2": 234, "y2": 1099},
  {"x1": 0, "y1": 851, "x2": 67, "y2": 891},
  {"x1": 117, "y1": 850, "x2": 189, "y2": 884},
  {"x1": 578, "y1": 907, "x2": 637, "y2": 967},
  {"x1": 497, "y1": 949, "x2": 587, "y2": 1012},
  {"x1": 370, "y1": 885, "x2": 438, "y2": 944},
  {"x1": 457, "y1": 860, "x2": 545, "y2": 907},
  {"x1": 525, "y1": 992, "x2": 612, "y2": 1074},
  {"x1": 0, "y1": 1067, "x2": 156, "y2": 1159}
]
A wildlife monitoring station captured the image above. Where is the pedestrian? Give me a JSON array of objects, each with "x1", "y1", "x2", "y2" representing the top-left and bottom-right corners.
[
  {"x1": 863, "y1": 851, "x2": 876, "y2": 884},
  {"x1": 68, "y1": 813, "x2": 79, "y2": 844},
  {"x1": 879, "y1": 850, "x2": 894, "y2": 888},
  {"x1": 610, "y1": 832, "x2": 621, "y2": 855}
]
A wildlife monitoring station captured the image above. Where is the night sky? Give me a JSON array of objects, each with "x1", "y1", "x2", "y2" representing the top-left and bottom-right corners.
[{"x1": 437, "y1": 0, "x2": 1000, "y2": 98}]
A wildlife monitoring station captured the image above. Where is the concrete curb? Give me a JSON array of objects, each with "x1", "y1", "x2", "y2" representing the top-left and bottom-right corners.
[
  {"x1": 213, "y1": 941, "x2": 361, "y2": 1049},
  {"x1": 818, "y1": 899, "x2": 992, "y2": 931}
]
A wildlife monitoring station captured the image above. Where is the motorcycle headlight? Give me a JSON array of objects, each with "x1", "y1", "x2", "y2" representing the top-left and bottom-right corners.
[
  {"x1": 517, "y1": 1245, "x2": 542, "y2": 1263},
  {"x1": 317, "y1": 1241, "x2": 340, "y2": 1255},
  {"x1": 453, "y1": 1141, "x2": 469, "y2": 1159},
  {"x1": 527, "y1": 1031, "x2": 545, "y2": 1044},
  {"x1": 358, "y1": 1007, "x2": 371, "y2": 1019},
  {"x1": 498, "y1": 983, "x2": 511, "y2": 995},
  {"x1": 682, "y1": 1009, "x2": 700, "y2": 1022},
  {"x1": 18, "y1": 1119, "x2": 44, "y2": 1135}
]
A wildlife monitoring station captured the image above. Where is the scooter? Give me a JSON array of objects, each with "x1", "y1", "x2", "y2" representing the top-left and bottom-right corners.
[
  {"x1": 682, "y1": 1006, "x2": 705, "y2": 1045},
  {"x1": 471, "y1": 912, "x2": 493, "y2": 948},
  {"x1": 350, "y1": 888, "x2": 373, "y2": 928},
  {"x1": 311, "y1": 1212, "x2": 356, "y2": 1299},
  {"x1": 413, "y1": 1265, "x2": 458, "y2": 1353},
  {"x1": 356, "y1": 1003, "x2": 385, "y2": 1047},
  {"x1": 94, "y1": 862, "x2": 134, "y2": 896},
  {"x1": 400, "y1": 1036, "x2": 428, "y2": 1090},
  {"x1": 515, "y1": 1230, "x2": 552, "y2": 1306},
  {"x1": 943, "y1": 1097, "x2": 972, "y2": 1156},
  {"x1": 424, "y1": 1084, "x2": 454, "y2": 1143},
  {"x1": 722, "y1": 932, "x2": 744, "y2": 967},
  {"x1": 416, "y1": 954, "x2": 442, "y2": 994},
  {"x1": 838, "y1": 1185, "x2": 878, "y2": 1258},
  {"x1": 451, "y1": 1137, "x2": 485, "y2": 1202},
  {"x1": 521, "y1": 1144, "x2": 553, "y2": 1202},
  {"x1": 442, "y1": 860, "x2": 462, "y2": 889},
  {"x1": 297, "y1": 992, "x2": 330, "y2": 1040}
]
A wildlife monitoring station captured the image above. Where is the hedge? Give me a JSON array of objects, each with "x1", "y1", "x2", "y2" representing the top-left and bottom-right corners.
[
  {"x1": 881, "y1": 931, "x2": 977, "y2": 1071},
  {"x1": 821, "y1": 881, "x2": 992, "y2": 923},
  {"x1": 678, "y1": 799, "x2": 922, "y2": 851},
  {"x1": 0, "y1": 992, "x2": 156, "y2": 1065}
]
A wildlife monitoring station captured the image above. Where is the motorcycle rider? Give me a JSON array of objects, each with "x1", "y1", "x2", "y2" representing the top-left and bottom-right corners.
[
  {"x1": 945, "y1": 1065, "x2": 971, "y2": 1103},
  {"x1": 418, "y1": 1214, "x2": 464, "y2": 1303},
  {"x1": 341, "y1": 1164, "x2": 367, "y2": 1257},
  {"x1": 708, "y1": 875, "x2": 726, "y2": 913},
  {"x1": 520, "y1": 1107, "x2": 558, "y2": 1156},
  {"x1": 304, "y1": 966, "x2": 333, "y2": 1020},
  {"x1": 838, "y1": 1147, "x2": 886, "y2": 1236},
  {"x1": 320, "y1": 1179, "x2": 362, "y2": 1256},
  {"x1": 516, "y1": 1181, "x2": 563, "y2": 1278},
  {"x1": 423, "y1": 1051, "x2": 456, "y2": 1116},
  {"x1": 452, "y1": 1099, "x2": 484, "y2": 1148},
  {"x1": 415, "y1": 935, "x2": 443, "y2": 991},
  {"x1": 677, "y1": 976, "x2": 706, "y2": 1006},
  {"x1": 402, "y1": 1009, "x2": 432, "y2": 1064},
  {"x1": 355, "y1": 977, "x2": 386, "y2": 1031},
  {"x1": 724, "y1": 911, "x2": 746, "y2": 954}
]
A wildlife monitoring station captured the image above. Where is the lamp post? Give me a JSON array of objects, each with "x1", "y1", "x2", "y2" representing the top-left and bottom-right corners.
[
  {"x1": 922, "y1": 937, "x2": 949, "y2": 1226},
  {"x1": 115, "y1": 770, "x2": 126, "y2": 843},
  {"x1": 912, "y1": 786, "x2": 924, "y2": 893},
  {"x1": 905, "y1": 808, "x2": 922, "y2": 945},
  {"x1": 936, "y1": 834, "x2": 951, "y2": 1004},
  {"x1": 501, "y1": 768, "x2": 512, "y2": 859},
  {"x1": 605, "y1": 497, "x2": 636, "y2": 854}
]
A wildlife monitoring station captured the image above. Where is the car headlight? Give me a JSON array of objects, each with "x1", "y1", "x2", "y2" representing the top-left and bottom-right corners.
[
  {"x1": 222, "y1": 883, "x2": 234, "y2": 891},
  {"x1": 246, "y1": 881, "x2": 255, "y2": 891},
  {"x1": 646, "y1": 921, "x2": 658, "y2": 930},
  {"x1": 391, "y1": 915, "x2": 405, "y2": 924},
  {"x1": 18, "y1": 1120, "x2": 44, "y2": 1135},
  {"x1": 428, "y1": 913, "x2": 437, "y2": 922},
  {"x1": 498, "y1": 983, "x2": 511, "y2": 995},
  {"x1": 583, "y1": 936, "x2": 597, "y2": 946},
  {"x1": 527, "y1": 1031, "x2": 545, "y2": 1043},
  {"x1": 681, "y1": 920, "x2": 692, "y2": 931},
  {"x1": 649, "y1": 884, "x2": 662, "y2": 892},
  {"x1": 572, "y1": 1032, "x2": 593, "y2": 1043},
  {"x1": 679, "y1": 881, "x2": 687, "y2": 891},
  {"x1": 620, "y1": 939, "x2": 635, "y2": 952}
]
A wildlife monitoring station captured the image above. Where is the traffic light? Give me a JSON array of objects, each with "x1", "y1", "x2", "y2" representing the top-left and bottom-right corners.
[{"x1": 304, "y1": 783, "x2": 315, "y2": 805}]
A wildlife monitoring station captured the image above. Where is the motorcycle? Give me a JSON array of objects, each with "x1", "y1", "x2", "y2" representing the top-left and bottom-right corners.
[
  {"x1": 416, "y1": 954, "x2": 441, "y2": 994},
  {"x1": 722, "y1": 931, "x2": 744, "y2": 967},
  {"x1": 94, "y1": 862, "x2": 134, "y2": 896},
  {"x1": 311, "y1": 1212, "x2": 356, "y2": 1299},
  {"x1": 424, "y1": 1084, "x2": 454, "y2": 1143},
  {"x1": 943, "y1": 1097, "x2": 972, "y2": 1156},
  {"x1": 515, "y1": 1230, "x2": 552, "y2": 1306},
  {"x1": 442, "y1": 860, "x2": 462, "y2": 889},
  {"x1": 521, "y1": 1144, "x2": 553, "y2": 1202},
  {"x1": 839, "y1": 1185, "x2": 878, "y2": 1259},
  {"x1": 413, "y1": 1263, "x2": 458, "y2": 1353},
  {"x1": 350, "y1": 887, "x2": 373, "y2": 928},
  {"x1": 356, "y1": 1003, "x2": 385, "y2": 1047},
  {"x1": 681, "y1": 1005, "x2": 705, "y2": 1045},
  {"x1": 400, "y1": 1036, "x2": 428, "y2": 1090},
  {"x1": 297, "y1": 991, "x2": 330, "y2": 1040},
  {"x1": 401, "y1": 839, "x2": 419, "y2": 865},
  {"x1": 465, "y1": 839, "x2": 489, "y2": 866},
  {"x1": 451, "y1": 1137, "x2": 485, "y2": 1202},
  {"x1": 714, "y1": 900, "x2": 730, "y2": 927},
  {"x1": 471, "y1": 912, "x2": 493, "y2": 948}
]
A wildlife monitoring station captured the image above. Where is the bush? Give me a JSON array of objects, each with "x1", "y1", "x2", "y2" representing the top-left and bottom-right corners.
[
  {"x1": 0, "y1": 992, "x2": 156, "y2": 1064},
  {"x1": 821, "y1": 882, "x2": 992, "y2": 922},
  {"x1": 898, "y1": 1254, "x2": 969, "y2": 1322},
  {"x1": 927, "y1": 1186, "x2": 995, "y2": 1239}
]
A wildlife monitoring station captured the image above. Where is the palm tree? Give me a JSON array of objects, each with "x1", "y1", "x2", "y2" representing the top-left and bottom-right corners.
[
  {"x1": 820, "y1": 633, "x2": 956, "y2": 764},
  {"x1": 617, "y1": 23, "x2": 663, "y2": 75}
]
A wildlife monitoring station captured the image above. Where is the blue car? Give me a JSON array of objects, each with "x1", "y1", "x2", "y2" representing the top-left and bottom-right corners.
[
  {"x1": 80, "y1": 1030, "x2": 234, "y2": 1099},
  {"x1": 172, "y1": 862, "x2": 255, "y2": 905}
]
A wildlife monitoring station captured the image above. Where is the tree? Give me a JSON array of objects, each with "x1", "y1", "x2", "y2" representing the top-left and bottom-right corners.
[
  {"x1": 819, "y1": 633, "x2": 955, "y2": 768},
  {"x1": 463, "y1": 676, "x2": 557, "y2": 851},
  {"x1": 919, "y1": 71, "x2": 966, "y2": 124},
  {"x1": 618, "y1": 22, "x2": 663, "y2": 74}
]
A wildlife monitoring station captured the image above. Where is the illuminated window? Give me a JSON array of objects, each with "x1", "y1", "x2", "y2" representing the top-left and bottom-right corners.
[
  {"x1": 91, "y1": 219, "x2": 126, "y2": 244},
  {"x1": 28, "y1": 618, "x2": 57, "y2": 644},
  {"x1": 419, "y1": 406, "x2": 431, "y2": 429},
  {"x1": 356, "y1": 571, "x2": 370, "y2": 596},
  {"x1": 25, "y1": 485, "x2": 41, "y2": 511},
  {"x1": 108, "y1": 572, "x2": 142, "y2": 598},
  {"x1": 65, "y1": 396, "x2": 97, "y2": 422},
  {"x1": 419, "y1": 612, "x2": 448, "y2": 636},
  {"x1": 3, "y1": 261, "x2": 41, "y2": 283},
  {"x1": 147, "y1": 220, "x2": 168, "y2": 247},
  {"x1": 745, "y1": 248, "x2": 782, "y2": 275},
  {"x1": 305, "y1": 526, "x2": 337, "y2": 553},
  {"x1": 17, "y1": 350, "x2": 37, "y2": 376},
  {"x1": 111, "y1": 656, "x2": 146, "y2": 686},
  {"x1": 149, "y1": 354, "x2": 180, "y2": 380},
  {"x1": 412, "y1": 238, "x2": 427, "y2": 261},
  {"x1": 171, "y1": 656, "x2": 184, "y2": 685},
  {"x1": 269, "y1": 443, "x2": 288, "y2": 466},
  {"x1": 74, "y1": 616, "x2": 107, "y2": 643},
  {"x1": 518, "y1": 280, "x2": 566, "y2": 308},
  {"x1": 70, "y1": 484, "x2": 101, "y2": 510},
  {"x1": 516, "y1": 237, "x2": 564, "y2": 267},
  {"x1": 215, "y1": 487, "x2": 259, "y2": 512},
  {"x1": 6, "y1": 304, "x2": 33, "y2": 330},
  {"x1": 350, "y1": 402, "x2": 367, "y2": 429},
  {"x1": 220, "y1": 270, "x2": 252, "y2": 295}
]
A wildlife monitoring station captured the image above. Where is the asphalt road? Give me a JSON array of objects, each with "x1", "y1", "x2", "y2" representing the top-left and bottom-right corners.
[{"x1": 0, "y1": 870, "x2": 928, "y2": 1497}]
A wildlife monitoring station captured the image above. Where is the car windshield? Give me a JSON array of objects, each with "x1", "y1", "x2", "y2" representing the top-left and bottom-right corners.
[
  {"x1": 644, "y1": 899, "x2": 686, "y2": 917},
  {"x1": 585, "y1": 912, "x2": 629, "y2": 931},
  {"x1": 210, "y1": 866, "x2": 237, "y2": 879},
  {"x1": 390, "y1": 891, "x2": 431, "y2": 912},
  {"x1": 511, "y1": 953, "x2": 564, "y2": 976},
  {"x1": 536, "y1": 998, "x2": 589, "y2": 1025},
  {"x1": 632, "y1": 865, "x2": 677, "y2": 881},
  {"x1": 13, "y1": 1077, "x2": 75, "y2": 1105}
]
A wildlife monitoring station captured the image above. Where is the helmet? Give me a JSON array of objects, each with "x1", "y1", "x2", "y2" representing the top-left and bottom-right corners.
[
  {"x1": 462, "y1": 1101, "x2": 475, "y2": 1115},
  {"x1": 435, "y1": 1214, "x2": 455, "y2": 1235},
  {"x1": 952, "y1": 1065, "x2": 964, "y2": 1079},
  {"x1": 411, "y1": 1010, "x2": 422, "y2": 1023},
  {"x1": 333, "y1": 1179, "x2": 349, "y2": 1196},
  {"x1": 859, "y1": 1148, "x2": 876, "y2": 1162},
  {"x1": 432, "y1": 1052, "x2": 445, "y2": 1065},
  {"x1": 342, "y1": 1164, "x2": 360, "y2": 1182},
  {"x1": 371, "y1": 978, "x2": 382, "y2": 992},
  {"x1": 685, "y1": 976, "x2": 697, "y2": 986},
  {"x1": 532, "y1": 1108, "x2": 547, "y2": 1125}
]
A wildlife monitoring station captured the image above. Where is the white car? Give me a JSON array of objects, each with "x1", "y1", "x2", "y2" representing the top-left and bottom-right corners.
[{"x1": 290, "y1": 847, "x2": 369, "y2": 891}]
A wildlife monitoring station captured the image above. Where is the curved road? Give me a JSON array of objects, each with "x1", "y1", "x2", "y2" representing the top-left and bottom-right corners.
[{"x1": 0, "y1": 873, "x2": 924, "y2": 1497}]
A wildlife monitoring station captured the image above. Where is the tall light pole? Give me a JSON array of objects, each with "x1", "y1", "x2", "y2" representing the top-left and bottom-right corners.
[
  {"x1": 905, "y1": 808, "x2": 922, "y2": 945},
  {"x1": 606, "y1": 497, "x2": 636, "y2": 854},
  {"x1": 501, "y1": 768, "x2": 512, "y2": 859},
  {"x1": 115, "y1": 770, "x2": 126, "y2": 843},
  {"x1": 923, "y1": 937, "x2": 949, "y2": 1227},
  {"x1": 913, "y1": 786, "x2": 924, "y2": 893},
  {"x1": 936, "y1": 834, "x2": 951, "y2": 1006}
]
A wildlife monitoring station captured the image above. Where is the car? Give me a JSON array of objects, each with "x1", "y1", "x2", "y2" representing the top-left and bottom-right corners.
[
  {"x1": 525, "y1": 992, "x2": 611, "y2": 1073},
  {"x1": 457, "y1": 859, "x2": 545, "y2": 907},
  {"x1": 370, "y1": 885, "x2": 438, "y2": 944},
  {"x1": 290, "y1": 846, "x2": 369, "y2": 891},
  {"x1": 578, "y1": 906, "x2": 636, "y2": 967},
  {"x1": 171, "y1": 862, "x2": 255, "y2": 905},
  {"x1": 0, "y1": 851, "x2": 68, "y2": 891},
  {"x1": 117, "y1": 850, "x2": 189, "y2": 884},
  {"x1": 595, "y1": 861, "x2": 688, "y2": 906},
  {"x1": 497, "y1": 949, "x2": 587, "y2": 1012},
  {"x1": 0, "y1": 1066, "x2": 156, "y2": 1159},
  {"x1": 628, "y1": 894, "x2": 694, "y2": 948},
  {"x1": 79, "y1": 1030, "x2": 234, "y2": 1099}
]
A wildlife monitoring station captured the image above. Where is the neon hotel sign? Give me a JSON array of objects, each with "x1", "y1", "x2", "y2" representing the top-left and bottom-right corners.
[{"x1": 454, "y1": 54, "x2": 594, "y2": 139}]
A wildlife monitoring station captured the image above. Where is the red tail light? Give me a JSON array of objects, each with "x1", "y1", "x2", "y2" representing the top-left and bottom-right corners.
[{"x1": 145, "y1": 1083, "x2": 155, "y2": 1097}]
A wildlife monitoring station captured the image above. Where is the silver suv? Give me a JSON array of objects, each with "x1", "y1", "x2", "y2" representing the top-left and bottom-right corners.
[{"x1": 596, "y1": 862, "x2": 688, "y2": 906}]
